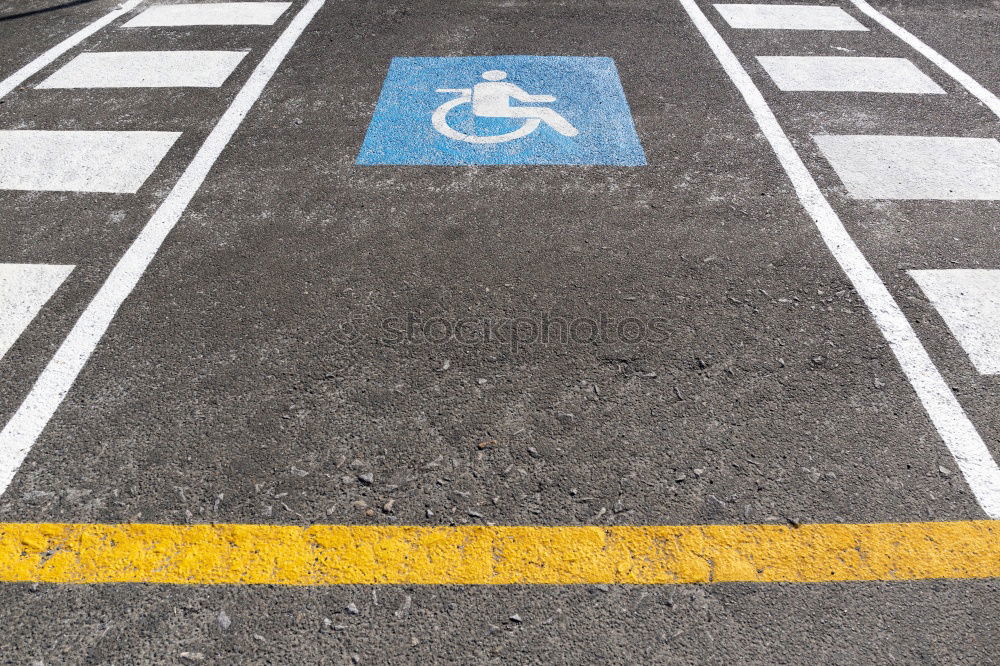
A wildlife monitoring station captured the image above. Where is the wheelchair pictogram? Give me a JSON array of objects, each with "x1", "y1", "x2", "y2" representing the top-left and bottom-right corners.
[{"x1": 431, "y1": 70, "x2": 578, "y2": 144}]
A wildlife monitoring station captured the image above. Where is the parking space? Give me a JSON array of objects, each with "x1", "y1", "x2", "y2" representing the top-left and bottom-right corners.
[{"x1": 2, "y1": 0, "x2": 987, "y2": 527}]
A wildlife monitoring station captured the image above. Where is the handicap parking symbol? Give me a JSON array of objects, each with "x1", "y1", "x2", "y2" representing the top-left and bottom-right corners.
[{"x1": 356, "y1": 56, "x2": 646, "y2": 166}]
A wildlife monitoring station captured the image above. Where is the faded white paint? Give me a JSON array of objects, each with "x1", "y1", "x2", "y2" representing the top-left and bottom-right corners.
[
  {"x1": 757, "y1": 56, "x2": 944, "y2": 94},
  {"x1": 0, "y1": 130, "x2": 180, "y2": 193},
  {"x1": 713, "y1": 4, "x2": 868, "y2": 30},
  {"x1": 123, "y1": 2, "x2": 290, "y2": 27},
  {"x1": 0, "y1": 264, "x2": 74, "y2": 362},
  {"x1": 679, "y1": 0, "x2": 1000, "y2": 518},
  {"x1": 815, "y1": 135, "x2": 1000, "y2": 200},
  {"x1": 432, "y1": 70, "x2": 576, "y2": 144},
  {"x1": 38, "y1": 51, "x2": 249, "y2": 89},
  {"x1": 433, "y1": 89, "x2": 541, "y2": 144},
  {"x1": 470, "y1": 70, "x2": 577, "y2": 136},
  {"x1": 910, "y1": 270, "x2": 1000, "y2": 375}
]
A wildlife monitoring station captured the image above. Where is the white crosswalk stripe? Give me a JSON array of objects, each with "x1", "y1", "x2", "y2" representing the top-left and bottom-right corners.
[
  {"x1": 757, "y1": 56, "x2": 944, "y2": 94},
  {"x1": 0, "y1": 130, "x2": 181, "y2": 193},
  {"x1": 713, "y1": 3, "x2": 868, "y2": 31},
  {"x1": 37, "y1": 50, "x2": 250, "y2": 89},
  {"x1": 122, "y1": 2, "x2": 292, "y2": 27},
  {"x1": 0, "y1": 265, "x2": 74, "y2": 362},
  {"x1": 814, "y1": 135, "x2": 1000, "y2": 200},
  {"x1": 910, "y1": 270, "x2": 1000, "y2": 375}
]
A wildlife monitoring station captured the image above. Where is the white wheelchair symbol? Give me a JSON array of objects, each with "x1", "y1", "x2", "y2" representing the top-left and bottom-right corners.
[{"x1": 432, "y1": 69, "x2": 579, "y2": 144}]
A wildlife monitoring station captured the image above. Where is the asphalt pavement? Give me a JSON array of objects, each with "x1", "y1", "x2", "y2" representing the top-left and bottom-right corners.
[{"x1": 0, "y1": 0, "x2": 997, "y2": 663}]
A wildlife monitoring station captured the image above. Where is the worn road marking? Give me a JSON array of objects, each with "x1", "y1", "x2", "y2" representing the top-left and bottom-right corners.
[
  {"x1": 757, "y1": 56, "x2": 944, "y2": 94},
  {"x1": 713, "y1": 4, "x2": 867, "y2": 31},
  {"x1": 0, "y1": 130, "x2": 180, "y2": 193},
  {"x1": 37, "y1": 51, "x2": 249, "y2": 89},
  {"x1": 847, "y1": 0, "x2": 1000, "y2": 118},
  {"x1": 910, "y1": 270, "x2": 1000, "y2": 375},
  {"x1": 0, "y1": 0, "x2": 144, "y2": 100},
  {"x1": 0, "y1": 0, "x2": 327, "y2": 497},
  {"x1": 123, "y1": 2, "x2": 291, "y2": 27},
  {"x1": 0, "y1": 521, "x2": 995, "y2": 584},
  {"x1": 0, "y1": 265, "x2": 74, "y2": 362},
  {"x1": 679, "y1": 0, "x2": 1000, "y2": 518},
  {"x1": 814, "y1": 135, "x2": 1000, "y2": 200}
]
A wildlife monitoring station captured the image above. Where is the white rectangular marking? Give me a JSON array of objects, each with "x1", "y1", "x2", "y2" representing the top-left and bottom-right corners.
[
  {"x1": 123, "y1": 2, "x2": 291, "y2": 27},
  {"x1": 0, "y1": 130, "x2": 180, "y2": 193},
  {"x1": 815, "y1": 135, "x2": 1000, "y2": 200},
  {"x1": 757, "y1": 56, "x2": 944, "y2": 94},
  {"x1": 37, "y1": 51, "x2": 248, "y2": 89},
  {"x1": 0, "y1": 264, "x2": 74, "y2": 362},
  {"x1": 679, "y1": 0, "x2": 1000, "y2": 518},
  {"x1": 714, "y1": 4, "x2": 868, "y2": 30},
  {"x1": 910, "y1": 270, "x2": 1000, "y2": 375}
]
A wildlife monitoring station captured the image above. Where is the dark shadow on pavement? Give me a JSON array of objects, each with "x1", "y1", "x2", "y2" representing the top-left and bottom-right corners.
[{"x1": 0, "y1": 0, "x2": 98, "y2": 22}]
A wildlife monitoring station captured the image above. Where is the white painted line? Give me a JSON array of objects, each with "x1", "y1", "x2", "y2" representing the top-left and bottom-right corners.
[
  {"x1": 0, "y1": 0, "x2": 328, "y2": 497},
  {"x1": 0, "y1": 265, "x2": 74, "y2": 362},
  {"x1": 847, "y1": 0, "x2": 1000, "y2": 119},
  {"x1": 37, "y1": 51, "x2": 249, "y2": 89},
  {"x1": 910, "y1": 270, "x2": 1000, "y2": 375},
  {"x1": 0, "y1": 130, "x2": 181, "y2": 193},
  {"x1": 679, "y1": 0, "x2": 1000, "y2": 518},
  {"x1": 0, "y1": 0, "x2": 144, "y2": 99},
  {"x1": 757, "y1": 56, "x2": 944, "y2": 94},
  {"x1": 815, "y1": 135, "x2": 1000, "y2": 200},
  {"x1": 123, "y1": 2, "x2": 291, "y2": 27},
  {"x1": 713, "y1": 3, "x2": 868, "y2": 31}
]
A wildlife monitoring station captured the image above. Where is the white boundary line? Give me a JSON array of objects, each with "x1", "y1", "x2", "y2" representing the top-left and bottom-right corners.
[
  {"x1": 678, "y1": 0, "x2": 1000, "y2": 518},
  {"x1": 0, "y1": 0, "x2": 145, "y2": 100},
  {"x1": 0, "y1": 0, "x2": 327, "y2": 495},
  {"x1": 847, "y1": 0, "x2": 1000, "y2": 120}
]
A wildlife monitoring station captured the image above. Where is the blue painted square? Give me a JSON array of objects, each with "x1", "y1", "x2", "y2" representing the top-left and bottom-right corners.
[{"x1": 356, "y1": 56, "x2": 646, "y2": 166}]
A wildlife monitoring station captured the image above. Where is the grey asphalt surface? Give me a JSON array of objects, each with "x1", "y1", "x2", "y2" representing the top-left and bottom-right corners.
[{"x1": 0, "y1": 0, "x2": 998, "y2": 663}]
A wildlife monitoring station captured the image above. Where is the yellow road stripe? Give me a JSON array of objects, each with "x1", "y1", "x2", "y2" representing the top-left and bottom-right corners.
[{"x1": 0, "y1": 521, "x2": 997, "y2": 585}]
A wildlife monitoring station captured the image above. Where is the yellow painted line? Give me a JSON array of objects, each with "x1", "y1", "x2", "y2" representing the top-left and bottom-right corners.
[{"x1": 0, "y1": 521, "x2": 997, "y2": 585}]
